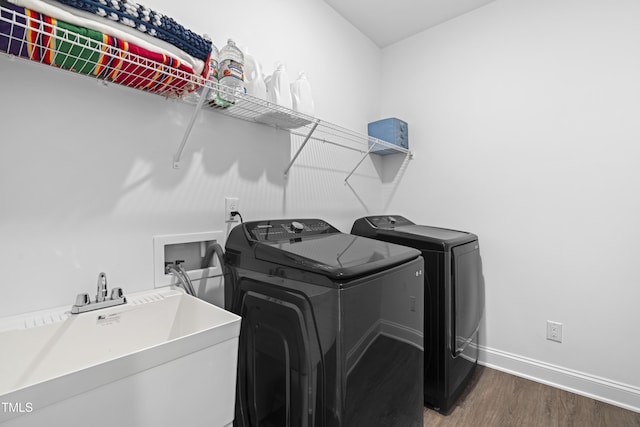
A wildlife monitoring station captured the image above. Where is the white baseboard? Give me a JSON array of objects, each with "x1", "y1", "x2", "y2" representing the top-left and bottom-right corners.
[{"x1": 478, "y1": 345, "x2": 640, "y2": 414}]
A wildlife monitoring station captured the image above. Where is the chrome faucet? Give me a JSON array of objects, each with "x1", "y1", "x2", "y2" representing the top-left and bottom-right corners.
[
  {"x1": 71, "y1": 272, "x2": 127, "y2": 314},
  {"x1": 96, "y1": 272, "x2": 108, "y2": 302}
]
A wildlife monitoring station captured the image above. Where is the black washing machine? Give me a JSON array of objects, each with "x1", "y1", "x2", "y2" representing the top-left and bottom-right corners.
[
  {"x1": 224, "y1": 218, "x2": 424, "y2": 427},
  {"x1": 351, "y1": 215, "x2": 485, "y2": 414}
]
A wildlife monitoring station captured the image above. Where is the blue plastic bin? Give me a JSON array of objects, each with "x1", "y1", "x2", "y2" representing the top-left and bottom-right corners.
[{"x1": 367, "y1": 118, "x2": 408, "y2": 155}]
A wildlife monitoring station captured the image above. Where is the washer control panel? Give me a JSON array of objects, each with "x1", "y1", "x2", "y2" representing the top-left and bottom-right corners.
[
  {"x1": 246, "y1": 219, "x2": 339, "y2": 242},
  {"x1": 366, "y1": 215, "x2": 414, "y2": 229}
]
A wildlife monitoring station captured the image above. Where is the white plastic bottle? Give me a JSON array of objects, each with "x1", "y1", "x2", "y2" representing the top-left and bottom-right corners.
[
  {"x1": 243, "y1": 47, "x2": 267, "y2": 100},
  {"x1": 267, "y1": 62, "x2": 292, "y2": 109},
  {"x1": 290, "y1": 72, "x2": 315, "y2": 116},
  {"x1": 218, "y1": 39, "x2": 245, "y2": 104},
  {"x1": 264, "y1": 73, "x2": 273, "y2": 100},
  {"x1": 207, "y1": 41, "x2": 219, "y2": 102}
]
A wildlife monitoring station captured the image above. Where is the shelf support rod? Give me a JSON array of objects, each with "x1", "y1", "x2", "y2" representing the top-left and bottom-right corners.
[
  {"x1": 344, "y1": 140, "x2": 378, "y2": 183},
  {"x1": 283, "y1": 119, "x2": 320, "y2": 177},
  {"x1": 173, "y1": 87, "x2": 211, "y2": 169}
]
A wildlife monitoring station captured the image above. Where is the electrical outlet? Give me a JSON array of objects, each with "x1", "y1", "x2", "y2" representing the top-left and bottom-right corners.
[
  {"x1": 225, "y1": 197, "x2": 239, "y2": 222},
  {"x1": 546, "y1": 320, "x2": 563, "y2": 343}
]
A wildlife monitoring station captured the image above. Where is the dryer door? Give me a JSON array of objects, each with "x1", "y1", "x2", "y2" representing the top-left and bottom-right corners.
[{"x1": 451, "y1": 240, "x2": 485, "y2": 355}]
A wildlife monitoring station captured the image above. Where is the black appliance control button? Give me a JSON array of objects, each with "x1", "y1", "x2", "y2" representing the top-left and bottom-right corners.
[{"x1": 290, "y1": 221, "x2": 305, "y2": 233}]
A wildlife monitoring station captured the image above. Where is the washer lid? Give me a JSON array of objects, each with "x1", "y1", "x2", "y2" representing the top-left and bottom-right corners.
[
  {"x1": 358, "y1": 215, "x2": 477, "y2": 249},
  {"x1": 389, "y1": 225, "x2": 471, "y2": 242},
  {"x1": 247, "y1": 219, "x2": 421, "y2": 280}
]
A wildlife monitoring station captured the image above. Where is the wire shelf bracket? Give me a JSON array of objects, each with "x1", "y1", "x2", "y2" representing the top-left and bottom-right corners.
[
  {"x1": 173, "y1": 87, "x2": 211, "y2": 169},
  {"x1": 284, "y1": 119, "x2": 320, "y2": 178},
  {"x1": 344, "y1": 138, "x2": 413, "y2": 184}
]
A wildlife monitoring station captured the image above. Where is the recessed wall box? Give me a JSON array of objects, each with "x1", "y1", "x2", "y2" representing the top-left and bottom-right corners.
[
  {"x1": 367, "y1": 117, "x2": 409, "y2": 155},
  {"x1": 153, "y1": 231, "x2": 224, "y2": 289}
]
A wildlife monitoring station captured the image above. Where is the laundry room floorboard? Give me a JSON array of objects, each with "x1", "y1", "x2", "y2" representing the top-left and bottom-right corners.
[{"x1": 423, "y1": 366, "x2": 640, "y2": 426}]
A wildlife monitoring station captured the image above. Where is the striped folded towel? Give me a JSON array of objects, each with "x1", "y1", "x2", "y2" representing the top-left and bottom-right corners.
[
  {"x1": 51, "y1": 0, "x2": 211, "y2": 61},
  {"x1": 1, "y1": 1, "x2": 203, "y2": 97}
]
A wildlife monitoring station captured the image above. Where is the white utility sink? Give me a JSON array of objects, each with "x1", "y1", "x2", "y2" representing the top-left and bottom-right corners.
[{"x1": 0, "y1": 287, "x2": 241, "y2": 427}]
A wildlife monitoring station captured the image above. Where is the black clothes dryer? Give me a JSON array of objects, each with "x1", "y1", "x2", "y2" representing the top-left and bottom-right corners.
[
  {"x1": 351, "y1": 215, "x2": 485, "y2": 414},
  {"x1": 224, "y1": 218, "x2": 424, "y2": 427}
]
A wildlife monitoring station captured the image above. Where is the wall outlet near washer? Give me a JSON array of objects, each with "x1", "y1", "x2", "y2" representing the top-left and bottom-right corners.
[
  {"x1": 546, "y1": 320, "x2": 563, "y2": 343},
  {"x1": 225, "y1": 197, "x2": 239, "y2": 222}
]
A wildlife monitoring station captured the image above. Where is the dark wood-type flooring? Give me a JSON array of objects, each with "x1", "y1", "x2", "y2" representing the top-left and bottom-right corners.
[{"x1": 423, "y1": 366, "x2": 640, "y2": 426}]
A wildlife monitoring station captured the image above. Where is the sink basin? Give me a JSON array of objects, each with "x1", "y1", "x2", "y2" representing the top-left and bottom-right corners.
[{"x1": 0, "y1": 287, "x2": 241, "y2": 427}]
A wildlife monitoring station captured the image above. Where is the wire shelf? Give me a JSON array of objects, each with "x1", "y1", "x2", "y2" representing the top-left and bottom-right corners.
[
  {"x1": 1, "y1": 2, "x2": 412, "y2": 180},
  {"x1": 182, "y1": 84, "x2": 413, "y2": 179},
  {"x1": 0, "y1": 3, "x2": 205, "y2": 97}
]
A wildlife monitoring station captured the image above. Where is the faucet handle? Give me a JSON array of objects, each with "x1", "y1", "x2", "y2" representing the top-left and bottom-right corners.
[
  {"x1": 110, "y1": 287, "x2": 124, "y2": 300},
  {"x1": 74, "y1": 293, "x2": 90, "y2": 307},
  {"x1": 96, "y1": 272, "x2": 108, "y2": 302}
]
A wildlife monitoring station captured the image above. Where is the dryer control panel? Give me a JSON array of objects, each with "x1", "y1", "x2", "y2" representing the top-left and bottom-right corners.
[
  {"x1": 366, "y1": 215, "x2": 414, "y2": 229},
  {"x1": 245, "y1": 219, "x2": 340, "y2": 242}
]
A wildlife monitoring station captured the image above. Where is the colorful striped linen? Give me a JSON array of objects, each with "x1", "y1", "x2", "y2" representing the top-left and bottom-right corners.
[
  {"x1": 51, "y1": 0, "x2": 211, "y2": 61},
  {"x1": 1, "y1": 2, "x2": 29, "y2": 56},
  {"x1": 1, "y1": 0, "x2": 203, "y2": 97},
  {"x1": 8, "y1": 0, "x2": 207, "y2": 75}
]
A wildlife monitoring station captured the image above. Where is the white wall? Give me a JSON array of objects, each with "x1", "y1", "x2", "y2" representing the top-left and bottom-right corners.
[
  {"x1": 0, "y1": 0, "x2": 388, "y2": 317},
  {"x1": 381, "y1": 0, "x2": 640, "y2": 410},
  {"x1": 4, "y1": 0, "x2": 639, "y2": 412}
]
